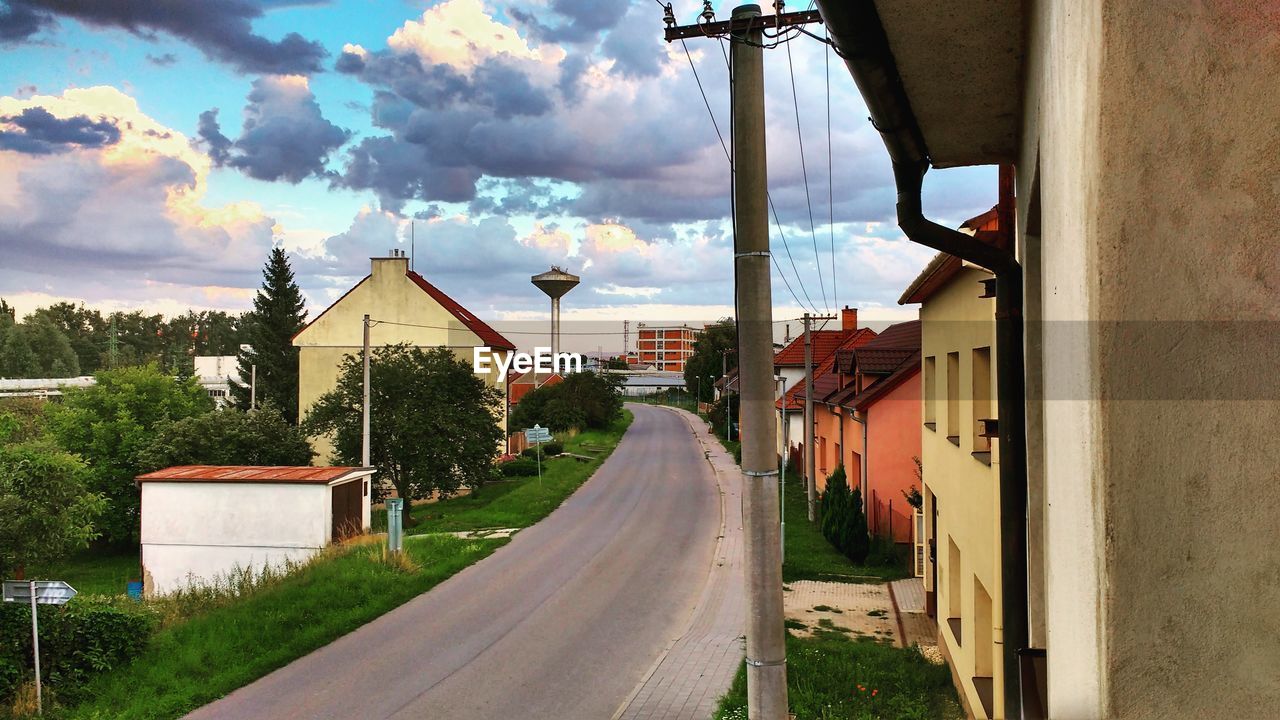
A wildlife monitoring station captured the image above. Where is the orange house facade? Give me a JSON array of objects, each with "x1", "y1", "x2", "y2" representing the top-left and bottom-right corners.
[
  {"x1": 629, "y1": 324, "x2": 699, "y2": 372},
  {"x1": 812, "y1": 320, "x2": 923, "y2": 545}
]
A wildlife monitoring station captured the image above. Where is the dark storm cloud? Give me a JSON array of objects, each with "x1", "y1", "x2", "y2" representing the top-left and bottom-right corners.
[
  {"x1": 3, "y1": 0, "x2": 327, "y2": 74},
  {"x1": 0, "y1": 1, "x2": 53, "y2": 43},
  {"x1": 509, "y1": 0, "x2": 628, "y2": 44},
  {"x1": 199, "y1": 76, "x2": 349, "y2": 183},
  {"x1": 146, "y1": 52, "x2": 177, "y2": 66},
  {"x1": 600, "y1": 3, "x2": 664, "y2": 78},
  {"x1": 0, "y1": 106, "x2": 120, "y2": 154}
]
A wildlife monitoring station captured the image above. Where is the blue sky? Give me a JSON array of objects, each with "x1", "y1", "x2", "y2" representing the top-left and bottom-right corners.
[{"x1": 0, "y1": 0, "x2": 995, "y2": 331}]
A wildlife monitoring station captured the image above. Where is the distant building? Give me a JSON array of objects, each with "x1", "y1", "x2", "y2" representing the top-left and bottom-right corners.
[
  {"x1": 628, "y1": 324, "x2": 698, "y2": 372},
  {"x1": 292, "y1": 253, "x2": 516, "y2": 463},
  {"x1": 509, "y1": 370, "x2": 562, "y2": 405},
  {"x1": 194, "y1": 355, "x2": 240, "y2": 407}
]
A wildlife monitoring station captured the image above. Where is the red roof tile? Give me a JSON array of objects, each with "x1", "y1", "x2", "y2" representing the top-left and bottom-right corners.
[
  {"x1": 407, "y1": 271, "x2": 516, "y2": 351},
  {"x1": 776, "y1": 328, "x2": 878, "y2": 410},
  {"x1": 836, "y1": 351, "x2": 922, "y2": 411},
  {"x1": 136, "y1": 466, "x2": 373, "y2": 484}
]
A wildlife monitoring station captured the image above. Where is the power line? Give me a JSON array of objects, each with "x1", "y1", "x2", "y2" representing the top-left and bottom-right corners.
[
  {"x1": 679, "y1": 37, "x2": 817, "y2": 315},
  {"x1": 785, "y1": 37, "x2": 828, "y2": 312},
  {"x1": 825, "y1": 26, "x2": 836, "y2": 311}
]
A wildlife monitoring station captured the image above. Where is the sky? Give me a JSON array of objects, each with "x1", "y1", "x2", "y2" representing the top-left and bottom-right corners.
[{"x1": 0, "y1": 0, "x2": 996, "y2": 344}]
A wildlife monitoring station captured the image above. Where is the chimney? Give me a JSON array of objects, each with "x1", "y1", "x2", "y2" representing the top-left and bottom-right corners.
[
  {"x1": 371, "y1": 253, "x2": 409, "y2": 281},
  {"x1": 842, "y1": 306, "x2": 858, "y2": 331}
]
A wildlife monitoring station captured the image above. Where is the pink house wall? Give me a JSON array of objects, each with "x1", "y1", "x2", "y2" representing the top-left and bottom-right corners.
[{"x1": 865, "y1": 370, "x2": 921, "y2": 543}]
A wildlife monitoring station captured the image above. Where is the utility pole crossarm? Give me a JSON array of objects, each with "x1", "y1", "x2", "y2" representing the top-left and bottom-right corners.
[{"x1": 663, "y1": 9, "x2": 822, "y2": 42}]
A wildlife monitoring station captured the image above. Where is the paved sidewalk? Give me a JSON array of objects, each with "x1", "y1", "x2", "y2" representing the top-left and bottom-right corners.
[
  {"x1": 613, "y1": 408, "x2": 745, "y2": 720},
  {"x1": 890, "y1": 577, "x2": 941, "y2": 660},
  {"x1": 783, "y1": 580, "x2": 897, "y2": 642}
]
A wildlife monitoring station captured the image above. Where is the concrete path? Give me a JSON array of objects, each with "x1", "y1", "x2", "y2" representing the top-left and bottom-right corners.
[
  {"x1": 186, "y1": 403, "x2": 726, "y2": 720},
  {"x1": 612, "y1": 407, "x2": 746, "y2": 720}
]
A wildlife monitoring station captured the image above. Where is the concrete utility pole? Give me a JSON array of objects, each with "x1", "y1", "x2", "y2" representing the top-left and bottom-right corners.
[
  {"x1": 729, "y1": 5, "x2": 788, "y2": 717},
  {"x1": 803, "y1": 313, "x2": 815, "y2": 521},
  {"x1": 362, "y1": 314, "x2": 371, "y2": 468}
]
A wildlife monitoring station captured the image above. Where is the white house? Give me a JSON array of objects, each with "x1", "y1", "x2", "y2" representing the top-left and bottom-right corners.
[{"x1": 136, "y1": 465, "x2": 375, "y2": 596}]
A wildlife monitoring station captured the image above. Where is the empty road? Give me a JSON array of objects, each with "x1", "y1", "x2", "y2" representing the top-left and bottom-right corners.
[{"x1": 187, "y1": 403, "x2": 725, "y2": 720}]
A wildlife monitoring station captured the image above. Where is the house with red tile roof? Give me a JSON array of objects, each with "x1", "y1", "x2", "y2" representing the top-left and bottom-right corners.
[
  {"x1": 772, "y1": 307, "x2": 876, "y2": 480},
  {"x1": 293, "y1": 252, "x2": 516, "y2": 462}
]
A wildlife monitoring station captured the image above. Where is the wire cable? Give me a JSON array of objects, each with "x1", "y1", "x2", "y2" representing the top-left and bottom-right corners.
[
  {"x1": 825, "y1": 26, "x2": 836, "y2": 311},
  {"x1": 785, "y1": 37, "x2": 828, "y2": 312}
]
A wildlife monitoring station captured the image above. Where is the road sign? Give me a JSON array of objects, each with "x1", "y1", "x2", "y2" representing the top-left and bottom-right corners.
[
  {"x1": 3, "y1": 580, "x2": 76, "y2": 605},
  {"x1": 3, "y1": 579, "x2": 76, "y2": 715},
  {"x1": 524, "y1": 424, "x2": 552, "y2": 444}
]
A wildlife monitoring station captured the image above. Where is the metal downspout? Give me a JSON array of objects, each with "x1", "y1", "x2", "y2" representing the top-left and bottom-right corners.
[{"x1": 816, "y1": 2, "x2": 1030, "y2": 715}]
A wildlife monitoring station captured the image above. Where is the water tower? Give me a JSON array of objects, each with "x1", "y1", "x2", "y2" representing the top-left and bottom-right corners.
[{"x1": 531, "y1": 266, "x2": 580, "y2": 359}]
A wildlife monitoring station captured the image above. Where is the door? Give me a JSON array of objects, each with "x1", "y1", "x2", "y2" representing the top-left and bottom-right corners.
[{"x1": 330, "y1": 481, "x2": 363, "y2": 541}]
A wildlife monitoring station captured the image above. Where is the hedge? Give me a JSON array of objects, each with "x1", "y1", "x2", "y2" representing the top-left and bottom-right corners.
[{"x1": 0, "y1": 595, "x2": 156, "y2": 704}]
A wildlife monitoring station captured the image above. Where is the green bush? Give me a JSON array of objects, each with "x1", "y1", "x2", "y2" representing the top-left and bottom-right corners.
[
  {"x1": 818, "y1": 466, "x2": 869, "y2": 564},
  {"x1": 510, "y1": 371, "x2": 623, "y2": 432},
  {"x1": 0, "y1": 595, "x2": 156, "y2": 704},
  {"x1": 499, "y1": 458, "x2": 539, "y2": 477},
  {"x1": 542, "y1": 441, "x2": 563, "y2": 456}
]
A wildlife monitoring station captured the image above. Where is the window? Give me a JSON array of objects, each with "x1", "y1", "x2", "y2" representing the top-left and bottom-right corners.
[
  {"x1": 923, "y1": 356, "x2": 937, "y2": 429},
  {"x1": 972, "y1": 347, "x2": 992, "y2": 456},
  {"x1": 946, "y1": 352, "x2": 960, "y2": 445},
  {"x1": 947, "y1": 536, "x2": 962, "y2": 645},
  {"x1": 973, "y1": 577, "x2": 995, "y2": 718}
]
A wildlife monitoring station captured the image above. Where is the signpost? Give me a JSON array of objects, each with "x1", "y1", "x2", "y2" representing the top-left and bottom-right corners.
[
  {"x1": 3, "y1": 580, "x2": 78, "y2": 715},
  {"x1": 523, "y1": 424, "x2": 552, "y2": 486}
]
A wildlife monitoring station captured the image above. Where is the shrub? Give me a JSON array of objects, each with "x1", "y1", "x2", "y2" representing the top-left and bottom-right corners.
[
  {"x1": 510, "y1": 371, "x2": 622, "y2": 432},
  {"x1": 818, "y1": 466, "x2": 869, "y2": 564},
  {"x1": 499, "y1": 458, "x2": 539, "y2": 477},
  {"x1": 0, "y1": 596, "x2": 156, "y2": 705},
  {"x1": 542, "y1": 441, "x2": 563, "y2": 456}
]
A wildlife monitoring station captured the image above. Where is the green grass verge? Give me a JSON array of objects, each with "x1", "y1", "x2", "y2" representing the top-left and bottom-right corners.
[
  {"x1": 56, "y1": 536, "x2": 504, "y2": 720},
  {"x1": 28, "y1": 548, "x2": 139, "y2": 596},
  {"x1": 780, "y1": 476, "x2": 908, "y2": 584},
  {"x1": 703, "y1": 416, "x2": 903, "y2": 584},
  {"x1": 712, "y1": 629, "x2": 962, "y2": 720},
  {"x1": 375, "y1": 410, "x2": 633, "y2": 535}
]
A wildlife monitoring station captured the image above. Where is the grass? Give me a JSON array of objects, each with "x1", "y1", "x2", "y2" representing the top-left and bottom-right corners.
[
  {"x1": 780, "y1": 468, "x2": 909, "y2": 584},
  {"x1": 55, "y1": 536, "x2": 504, "y2": 720},
  {"x1": 712, "y1": 629, "x2": 962, "y2": 720},
  {"x1": 374, "y1": 410, "x2": 633, "y2": 535},
  {"x1": 27, "y1": 548, "x2": 140, "y2": 596}
]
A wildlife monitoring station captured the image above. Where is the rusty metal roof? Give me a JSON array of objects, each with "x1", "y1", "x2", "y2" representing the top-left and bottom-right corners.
[{"x1": 136, "y1": 466, "x2": 374, "y2": 484}]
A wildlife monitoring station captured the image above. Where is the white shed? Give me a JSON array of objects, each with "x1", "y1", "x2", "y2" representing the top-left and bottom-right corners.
[{"x1": 136, "y1": 465, "x2": 375, "y2": 596}]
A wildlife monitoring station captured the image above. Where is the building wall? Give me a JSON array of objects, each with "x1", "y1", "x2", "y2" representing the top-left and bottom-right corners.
[
  {"x1": 864, "y1": 372, "x2": 921, "y2": 544},
  {"x1": 1021, "y1": 2, "x2": 1280, "y2": 717},
  {"x1": 919, "y1": 264, "x2": 999, "y2": 719},
  {"x1": 141, "y1": 481, "x2": 333, "y2": 596},
  {"x1": 635, "y1": 325, "x2": 698, "y2": 372},
  {"x1": 294, "y1": 257, "x2": 509, "y2": 463}
]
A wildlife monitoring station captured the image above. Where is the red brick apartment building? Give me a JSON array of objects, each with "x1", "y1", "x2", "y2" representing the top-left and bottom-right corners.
[{"x1": 627, "y1": 324, "x2": 700, "y2": 372}]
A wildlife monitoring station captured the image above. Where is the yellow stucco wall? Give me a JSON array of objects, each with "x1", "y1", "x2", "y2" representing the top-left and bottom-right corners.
[
  {"x1": 919, "y1": 263, "x2": 1000, "y2": 719},
  {"x1": 293, "y1": 256, "x2": 509, "y2": 463}
]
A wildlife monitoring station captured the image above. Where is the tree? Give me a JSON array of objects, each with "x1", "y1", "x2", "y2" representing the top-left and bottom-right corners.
[
  {"x1": 0, "y1": 325, "x2": 40, "y2": 378},
  {"x1": 684, "y1": 319, "x2": 737, "y2": 403},
  {"x1": 23, "y1": 316, "x2": 81, "y2": 377},
  {"x1": 138, "y1": 406, "x2": 314, "y2": 470},
  {"x1": 304, "y1": 345, "x2": 503, "y2": 512},
  {"x1": 0, "y1": 398, "x2": 49, "y2": 446},
  {"x1": 232, "y1": 248, "x2": 308, "y2": 423},
  {"x1": 0, "y1": 442, "x2": 105, "y2": 578},
  {"x1": 48, "y1": 365, "x2": 212, "y2": 545},
  {"x1": 26, "y1": 302, "x2": 106, "y2": 374},
  {"x1": 510, "y1": 371, "x2": 623, "y2": 432},
  {"x1": 819, "y1": 466, "x2": 869, "y2": 564}
]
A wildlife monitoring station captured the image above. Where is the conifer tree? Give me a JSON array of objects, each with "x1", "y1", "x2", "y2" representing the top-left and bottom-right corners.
[{"x1": 232, "y1": 248, "x2": 308, "y2": 422}]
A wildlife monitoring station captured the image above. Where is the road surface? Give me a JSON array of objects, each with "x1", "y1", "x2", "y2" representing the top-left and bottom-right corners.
[{"x1": 187, "y1": 403, "x2": 724, "y2": 720}]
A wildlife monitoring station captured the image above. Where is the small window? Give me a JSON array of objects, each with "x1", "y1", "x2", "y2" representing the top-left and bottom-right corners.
[
  {"x1": 923, "y1": 356, "x2": 937, "y2": 429},
  {"x1": 946, "y1": 352, "x2": 960, "y2": 445},
  {"x1": 972, "y1": 347, "x2": 992, "y2": 454}
]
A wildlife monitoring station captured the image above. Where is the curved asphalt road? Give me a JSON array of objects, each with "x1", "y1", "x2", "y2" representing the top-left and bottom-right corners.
[{"x1": 186, "y1": 403, "x2": 722, "y2": 720}]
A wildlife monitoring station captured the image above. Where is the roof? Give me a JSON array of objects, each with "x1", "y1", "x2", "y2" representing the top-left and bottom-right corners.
[
  {"x1": 853, "y1": 320, "x2": 922, "y2": 374},
  {"x1": 837, "y1": 351, "x2": 922, "y2": 412},
  {"x1": 510, "y1": 371, "x2": 561, "y2": 386},
  {"x1": 777, "y1": 329, "x2": 878, "y2": 411},
  {"x1": 406, "y1": 272, "x2": 515, "y2": 351},
  {"x1": 292, "y1": 269, "x2": 515, "y2": 351},
  {"x1": 899, "y1": 206, "x2": 1001, "y2": 305},
  {"x1": 136, "y1": 466, "x2": 374, "y2": 485},
  {"x1": 774, "y1": 326, "x2": 877, "y2": 368}
]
